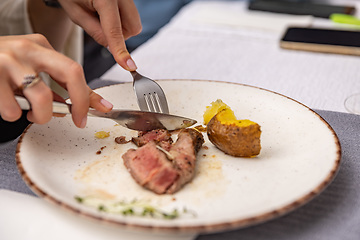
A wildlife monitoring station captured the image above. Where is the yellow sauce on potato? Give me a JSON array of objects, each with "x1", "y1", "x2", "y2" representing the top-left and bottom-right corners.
[
  {"x1": 203, "y1": 99, "x2": 231, "y2": 124},
  {"x1": 216, "y1": 109, "x2": 256, "y2": 127}
]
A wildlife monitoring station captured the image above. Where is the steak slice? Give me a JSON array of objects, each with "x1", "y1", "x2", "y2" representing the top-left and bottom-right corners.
[
  {"x1": 123, "y1": 141, "x2": 179, "y2": 194},
  {"x1": 167, "y1": 129, "x2": 204, "y2": 194},
  {"x1": 122, "y1": 129, "x2": 204, "y2": 194}
]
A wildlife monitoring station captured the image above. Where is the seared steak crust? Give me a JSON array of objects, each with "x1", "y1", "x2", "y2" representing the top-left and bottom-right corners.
[
  {"x1": 167, "y1": 129, "x2": 204, "y2": 193},
  {"x1": 122, "y1": 129, "x2": 204, "y2": 194},
  {"x1": 132, "y1": 129, "x2": 173, "y2": 151}
]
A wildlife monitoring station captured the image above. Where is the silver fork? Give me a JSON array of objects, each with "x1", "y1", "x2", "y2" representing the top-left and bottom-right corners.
[{"x1": 131, "y1": 71, "x2": 169, "y2": 114}]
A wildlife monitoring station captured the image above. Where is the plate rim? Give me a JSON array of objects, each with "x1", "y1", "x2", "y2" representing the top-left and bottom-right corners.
[{"x1": 15, "y1": 79, "x2": 342, "y2": 233}]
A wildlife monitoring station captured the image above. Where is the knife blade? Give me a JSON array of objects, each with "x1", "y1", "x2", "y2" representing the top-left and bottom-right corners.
[{"x1": 15, "y1": 96, "x2": 197, "y2": 131}]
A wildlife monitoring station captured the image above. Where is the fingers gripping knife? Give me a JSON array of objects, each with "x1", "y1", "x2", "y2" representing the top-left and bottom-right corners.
[{"x1": 15, "y1": 96, "x2": 196, "y2": 131}]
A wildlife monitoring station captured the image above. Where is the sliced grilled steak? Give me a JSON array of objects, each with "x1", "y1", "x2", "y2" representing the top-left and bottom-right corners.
[
  {"x1": 132, "y1": 129, "x2": 173, "y2": 151},
  {"x1": 122, "y1": 128, "x2": 204, "y2": 194}
]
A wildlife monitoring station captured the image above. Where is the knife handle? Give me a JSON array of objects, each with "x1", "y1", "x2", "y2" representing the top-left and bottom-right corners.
[{"x1": 15, "y1": 95, "x2": 72, "y2": 115}]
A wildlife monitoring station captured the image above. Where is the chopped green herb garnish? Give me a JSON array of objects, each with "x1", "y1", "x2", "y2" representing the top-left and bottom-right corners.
[
  {"x1": 74, "y1": 196, "x2": 83, "y2": 203},
  {"x1": 122, "y1": 208, "x2": 134, "y2": 215},
  {"x1": 98, "y1": 205, "x2": 106, "y2": 212},
  {"x1": 74, "y1": 196, "x2": 196, "y2": 220},
  {"x1": 162, "y1": 209, "x2": 179, "y2": 219}
]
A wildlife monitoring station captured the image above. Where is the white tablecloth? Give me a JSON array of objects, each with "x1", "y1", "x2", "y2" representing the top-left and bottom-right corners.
[{"x1": 103, "y1": 0, "x2": 360, "y2": 113}]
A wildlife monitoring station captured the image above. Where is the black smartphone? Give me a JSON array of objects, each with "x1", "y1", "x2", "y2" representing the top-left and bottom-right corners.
[
  {"x1": 248, "y1": 0, "x2": 356, "y2": 18},
  {"x1": 280, "y1": 27, "x2": 360, "y2": 56}
]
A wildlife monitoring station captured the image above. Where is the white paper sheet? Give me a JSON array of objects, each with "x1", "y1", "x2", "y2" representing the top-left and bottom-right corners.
[{"x1": 0, "y1": 190, "x2": 196, "y2": 240}]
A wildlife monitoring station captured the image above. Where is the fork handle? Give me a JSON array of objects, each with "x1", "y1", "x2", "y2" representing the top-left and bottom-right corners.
[
  {"x1": 15, "y1": 95, "x2": 72, "y2": 115},
  {"x1": 130, "y1": 70, "x2": 142, "y2": 81}
]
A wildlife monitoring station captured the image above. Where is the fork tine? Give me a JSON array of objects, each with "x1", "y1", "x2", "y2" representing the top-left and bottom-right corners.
[
  {"x1": 150, "y1": 93, "x2": 160, "y2": 112},
  {"x1": 131, "y1": 71, "x2": 169, "y2": 113},
  {"x1": 153, "y1": 89, "x2": 169, "y2": 113},
  {"x1": 144, "y1": 93, "x2": 165, "y2": 113},
  {"x1": 143, "y1": 94, "x2": 152, "y2": 112},
  {"x1": 144, "y1": 93, "x2": 158, "y2": 112},
  {"x1": 153, "y1": 93, "x2": 164, "y2": 112}
]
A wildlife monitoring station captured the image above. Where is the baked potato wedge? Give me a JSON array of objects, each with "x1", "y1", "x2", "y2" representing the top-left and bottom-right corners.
[{"x1": 206, "y1": 105, "x2": 261, "y2": 157}]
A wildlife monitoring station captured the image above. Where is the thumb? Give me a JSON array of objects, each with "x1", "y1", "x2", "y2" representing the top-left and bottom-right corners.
[{"x1": 109, "y1": 46, "x2": 137, "y2": 71}]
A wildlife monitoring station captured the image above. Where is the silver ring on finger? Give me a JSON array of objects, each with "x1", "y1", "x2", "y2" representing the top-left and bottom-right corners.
[{"x1": 21, "y1": 74, "x2": 42, "y2": 90}]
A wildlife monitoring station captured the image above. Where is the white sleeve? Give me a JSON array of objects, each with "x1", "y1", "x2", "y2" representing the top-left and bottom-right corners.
[
  {"x1": 0, "y1": 0, "x2": 83, "y2": 65},
  {"x1": 63, "y1": 25, "x2": 83, "y2": 65},
  {"x1": 0, "y1": 0, "x2": 33, "y2": 35}
]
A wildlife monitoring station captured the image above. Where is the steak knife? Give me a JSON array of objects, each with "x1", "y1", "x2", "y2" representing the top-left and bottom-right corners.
[{"x1": 15, "y1": 96, "x2": 197, "y2": 131}]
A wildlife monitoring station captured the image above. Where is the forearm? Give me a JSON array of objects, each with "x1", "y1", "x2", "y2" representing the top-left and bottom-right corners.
[{"x1": 27, "y1": 0, "x2": 73, "y2": 51}]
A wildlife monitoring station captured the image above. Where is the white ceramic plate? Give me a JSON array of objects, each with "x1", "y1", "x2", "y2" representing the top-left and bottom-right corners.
[{"x1": 16, "y1": 80, "x2": 341, "y2": 233}]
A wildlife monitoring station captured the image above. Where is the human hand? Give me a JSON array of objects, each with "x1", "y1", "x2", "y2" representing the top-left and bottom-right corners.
[
  {"x1": 58, "y1": 0, "x2": 142, "y2": 71},
  {"x1": 0, "y1": 34, "x2": 113, "y2": 128}
]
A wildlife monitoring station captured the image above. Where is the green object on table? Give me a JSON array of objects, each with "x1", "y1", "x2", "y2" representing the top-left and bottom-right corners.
[{"x1": 330, "y1": 13, "x2": 360, "y2": 26}]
